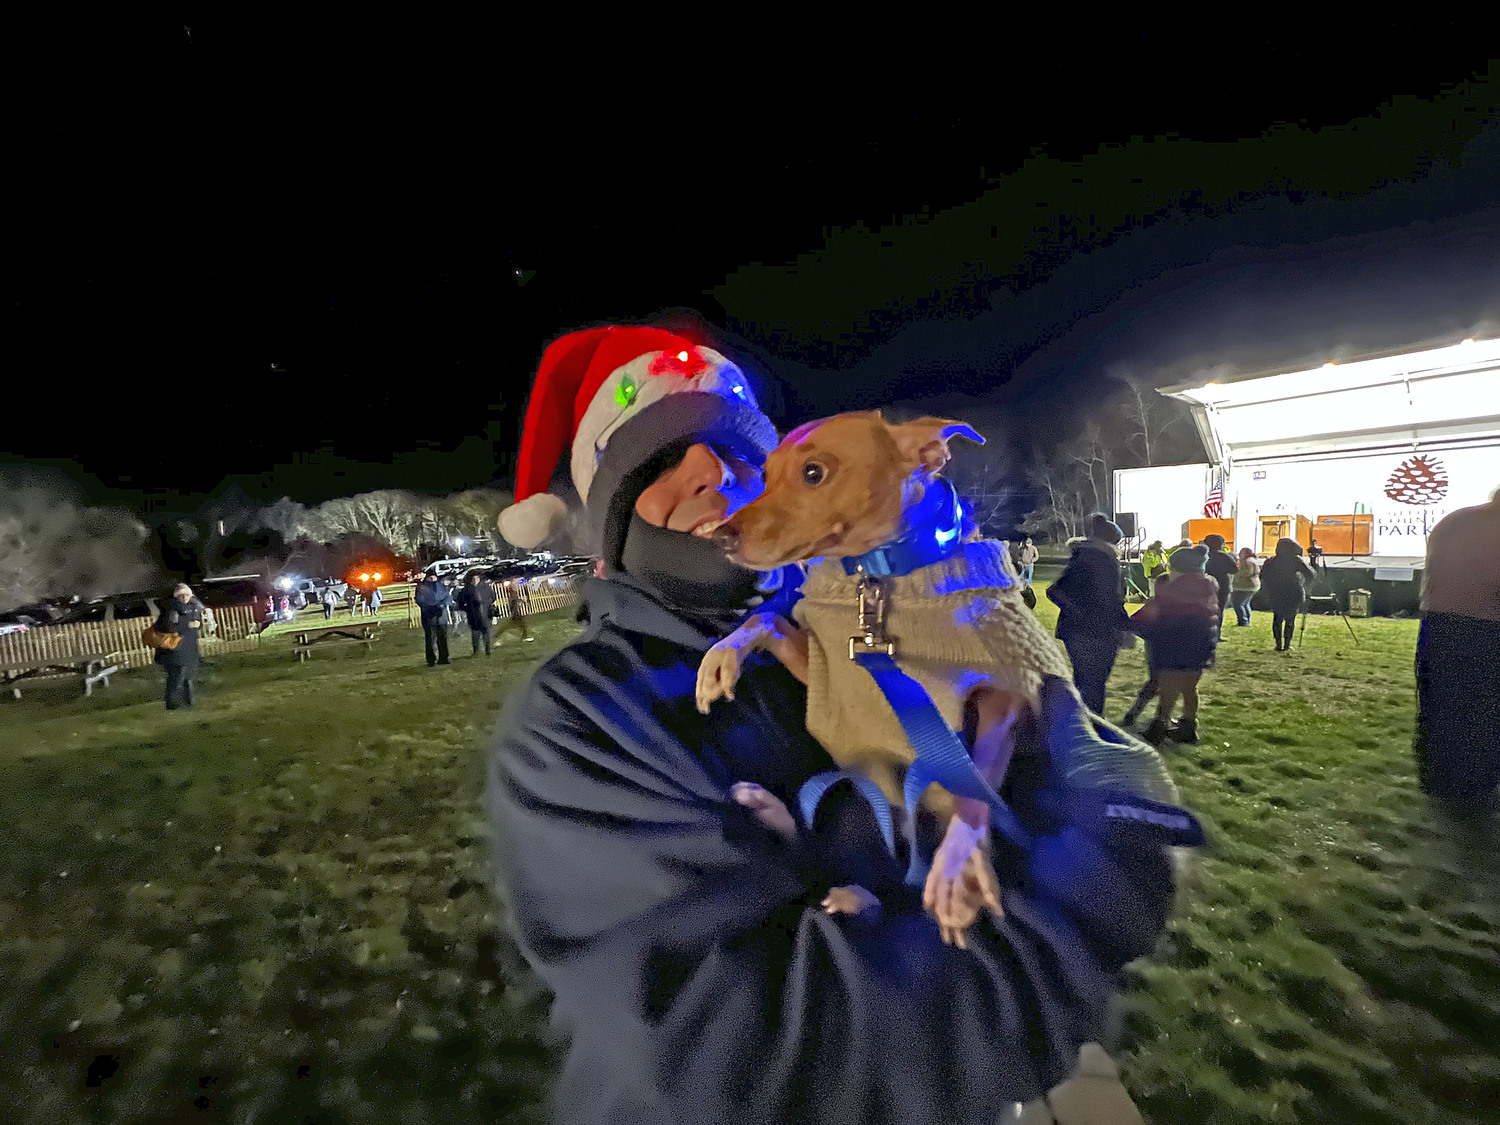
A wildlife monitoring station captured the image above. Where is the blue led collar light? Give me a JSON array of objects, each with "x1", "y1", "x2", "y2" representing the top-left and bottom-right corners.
[{"x1": 841, "y1": 478, "x2": 964, "y2": 579}]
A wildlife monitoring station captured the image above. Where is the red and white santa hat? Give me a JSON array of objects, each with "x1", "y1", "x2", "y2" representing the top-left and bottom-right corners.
[{"x1": 498, "y1": 324, "x2": 775, "y2": 550}]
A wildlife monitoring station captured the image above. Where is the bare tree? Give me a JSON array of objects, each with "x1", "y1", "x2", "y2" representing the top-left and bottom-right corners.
[
  {"x1": 0, "y1": 473, "x2": 158, "y2": 612},
  {"x1": 0, "y1": 513, "x2": 43, "y2": 611},
  {"x1": 1020, "y1": 454, "x2": 1096, "y2": 543},
  {"x1": 351, "y1": 491, "x2": 418, "y2": 554},
  {"x1": 316, "y1": 497, "x2": 363, "y2": 540},
  {"x1": 949, "y1": 447, "x2": 1028, "y2": 538},
  {"x1": 1062, "y1": 418, "x2": 1114, "y2": 516},
  {"x1": 1115, "y1": 375, "x2": 1191, "y2": 466}
]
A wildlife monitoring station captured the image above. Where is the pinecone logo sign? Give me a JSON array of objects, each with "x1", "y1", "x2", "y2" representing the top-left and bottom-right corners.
[{"x1": 1383, "y1": 455, "x2": 1449, "y2": 506}]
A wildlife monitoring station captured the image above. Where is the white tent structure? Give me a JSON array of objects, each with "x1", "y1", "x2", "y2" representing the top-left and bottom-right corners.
[{"x1": 1114, "y1": 336, "x2": 1500, "y2": 600}]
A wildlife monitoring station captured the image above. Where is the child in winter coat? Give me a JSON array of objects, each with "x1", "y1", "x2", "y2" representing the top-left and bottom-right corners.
[{"x1": 1123, "y1": 545, "x2": 1221, "y2": 745}]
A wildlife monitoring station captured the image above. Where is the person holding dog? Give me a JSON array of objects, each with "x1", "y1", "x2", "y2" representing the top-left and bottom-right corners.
[{"x1": 487, "y1": 323, "x2": 1188, "y2": 1125}]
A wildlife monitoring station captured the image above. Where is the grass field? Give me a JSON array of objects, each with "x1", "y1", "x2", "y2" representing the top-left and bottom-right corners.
[{"x1": 0, "y1": 587, "x2": 1496, "y2": 1124}]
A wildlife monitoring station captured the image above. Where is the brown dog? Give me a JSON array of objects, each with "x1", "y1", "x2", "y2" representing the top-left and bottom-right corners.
[{"x1": 696, "y1": 411, "x2": 1071, "y2": 946}]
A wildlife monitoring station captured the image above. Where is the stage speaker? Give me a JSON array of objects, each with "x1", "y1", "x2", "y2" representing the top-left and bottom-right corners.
[{"x1": 1114, "y1": 512, "x2": 1138, "y2": 538}]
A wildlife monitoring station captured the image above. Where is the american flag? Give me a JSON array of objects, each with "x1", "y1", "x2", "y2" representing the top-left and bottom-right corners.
[{"x1": 1204, "y1": 470, "x2": 1224, "y2": 518}]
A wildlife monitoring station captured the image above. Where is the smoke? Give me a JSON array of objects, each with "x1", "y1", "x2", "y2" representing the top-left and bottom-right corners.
[{"x1": 0, "y1": 466, "x2": 159, "y2": 613}]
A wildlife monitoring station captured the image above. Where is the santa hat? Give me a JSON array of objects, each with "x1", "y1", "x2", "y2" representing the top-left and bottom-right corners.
[{"x1": 498, "y1": 324, "x2": 776, "y2": 550}]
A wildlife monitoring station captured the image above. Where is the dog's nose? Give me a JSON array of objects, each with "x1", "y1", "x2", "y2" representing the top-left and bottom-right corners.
[{"x1": 712, "y1": 523, "x2": 740, "y2": 551}]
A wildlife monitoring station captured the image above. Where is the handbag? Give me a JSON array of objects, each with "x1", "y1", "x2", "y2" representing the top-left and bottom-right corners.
[{"x1": 142, "y1": 626, "x2": 183, "y2": 651}]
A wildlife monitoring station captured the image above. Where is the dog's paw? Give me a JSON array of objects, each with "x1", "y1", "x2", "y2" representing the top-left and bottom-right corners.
[
  {"x1": 730, "y1": 781, "x2": 798, "y2": 840},
  {"x1": 822, "y1": 884, "x2": 881, "y2": 916},
  {"x1": 696, "y1": 643, "x2": 744, "y2": 714}
]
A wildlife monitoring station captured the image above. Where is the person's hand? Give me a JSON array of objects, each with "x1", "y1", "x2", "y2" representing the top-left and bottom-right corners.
[
  {"x1": 822, "y1": 884, "x2": 881, "y2": 916},
  {"x1": 730, "y1": 781, "x2": 798, "y2": 841},
  {"x1": 923, "y1": 818, "x2": 1002, "y2": 949}
]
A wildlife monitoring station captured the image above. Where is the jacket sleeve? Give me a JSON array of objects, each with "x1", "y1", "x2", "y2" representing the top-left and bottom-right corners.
[{"x1": 1045, "y1": 562, "x2": 1075, "y2": 609}]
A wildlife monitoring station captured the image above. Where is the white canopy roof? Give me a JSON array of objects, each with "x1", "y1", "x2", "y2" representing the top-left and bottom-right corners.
[{"x1": 1160, "y1": 337, "x2": 1500, "y2": 463}]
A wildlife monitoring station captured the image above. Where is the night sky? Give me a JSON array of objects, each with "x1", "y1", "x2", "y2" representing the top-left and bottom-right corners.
[{"x1": 9, "y1": 21, "x2": 1498, "y2": 519}]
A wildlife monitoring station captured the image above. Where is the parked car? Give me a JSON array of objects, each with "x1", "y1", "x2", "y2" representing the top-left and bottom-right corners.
[
  {"x1": 1, "y1": 600, "x2": 74, "y2": 627},
  {"x1": 420, "y1": 557, "x2": 497, "y2": 582},
  {"x1": 64, "y1": 591, "x2": 167, "y2": 623},
  {"x1": 0, "y1": 622, "x2": 28, "y2": 637}
]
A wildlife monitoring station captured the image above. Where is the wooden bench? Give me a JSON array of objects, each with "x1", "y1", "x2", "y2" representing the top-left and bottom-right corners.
[
  {"x1": 1, "y1": 653, "x2": 123, "y2": 699},
  {"x1": 290, "y1": 622, "x2": 383, "y2": 661}
]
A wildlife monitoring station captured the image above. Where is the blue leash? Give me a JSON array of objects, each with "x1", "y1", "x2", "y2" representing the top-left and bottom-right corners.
[
  {"x1": 798, "y1": 652, "x2": 1033, "y2": 887},
  {"x1": 791, "y1": 495, "x2": 1202, "y2": 889}
]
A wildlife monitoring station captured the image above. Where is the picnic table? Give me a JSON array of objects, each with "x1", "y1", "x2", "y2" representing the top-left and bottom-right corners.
[
  {"x1": 290, "y1": 622, "x2": 382, "y2": 661},
  {"x1": 0, "y1": 652, "x2": 123, "y2": 699}
]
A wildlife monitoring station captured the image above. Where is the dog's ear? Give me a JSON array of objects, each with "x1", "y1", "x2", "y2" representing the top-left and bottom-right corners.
[{"x1": 891, "y1": 417, "x2": 985, "y2": 475}]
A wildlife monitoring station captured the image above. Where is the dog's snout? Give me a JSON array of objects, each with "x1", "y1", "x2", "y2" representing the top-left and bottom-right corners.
[{"x1": 712, "y1": 522, "x2": 741, "y2": 551}]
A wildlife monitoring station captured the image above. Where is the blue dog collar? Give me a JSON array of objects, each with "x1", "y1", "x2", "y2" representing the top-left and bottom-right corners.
[{"x1": 842, "y1": 479, "x2": 964, "y2": 578}]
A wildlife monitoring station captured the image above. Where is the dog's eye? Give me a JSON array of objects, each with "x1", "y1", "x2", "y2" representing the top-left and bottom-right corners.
[{"x1": 802, "y1": 461, "x2": 826, "y2": 486}]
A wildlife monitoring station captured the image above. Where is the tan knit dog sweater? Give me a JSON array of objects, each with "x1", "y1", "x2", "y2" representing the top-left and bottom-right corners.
[{"x1": 794, "y1": 539, "x2": 1071, "y2": 814}]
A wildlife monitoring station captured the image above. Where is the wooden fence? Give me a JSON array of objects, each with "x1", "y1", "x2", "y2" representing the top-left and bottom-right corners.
[
  {"x1": 0, "y1": 604, "x2": 261, "y2": 673},
  {"x1": 0, "y1": 573, "x2": 585, "y2": 678}
]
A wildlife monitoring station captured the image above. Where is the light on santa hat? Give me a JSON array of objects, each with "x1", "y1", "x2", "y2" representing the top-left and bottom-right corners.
[
  {"x1": 648, "y1": 347, "x2": 711, "y2": 378},
  {"x1": 498, "y1": 325, "x2": 775, "y2": 552}
]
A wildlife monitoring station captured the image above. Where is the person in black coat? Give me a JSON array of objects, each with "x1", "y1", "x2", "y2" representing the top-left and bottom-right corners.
[
  {"x1": 413, "y1": 573, "x2": 453, "y2": 666},
  {"x1": 1046, "y1": 514, "x2": 1131, "y2": 715},
  {"x1": 490, "y1": 381, "x2": 1196, "y2": 1124},
  {"x1": 153, "y1": 583, "x2": 204, "y2": 709},
  {"x1": 1201, "y1": 533, "x2": 1238, "y2": 620},
  {"x1": 456, "y1": 571, "x2": 497, "y2": 655},
  {"x1": 1258, "y1": 537, "x2": 1317, "y2": 651}
]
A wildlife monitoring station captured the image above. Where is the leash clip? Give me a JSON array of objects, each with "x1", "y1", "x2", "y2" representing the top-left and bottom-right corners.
[{"x1": 848, "y1": 569, "x2": 896, "y2": 659}]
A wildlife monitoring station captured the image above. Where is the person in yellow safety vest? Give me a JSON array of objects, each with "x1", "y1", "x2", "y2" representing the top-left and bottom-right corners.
[{"x1": 1141, "y1": 541, "x2": 1167, "y2": 595}]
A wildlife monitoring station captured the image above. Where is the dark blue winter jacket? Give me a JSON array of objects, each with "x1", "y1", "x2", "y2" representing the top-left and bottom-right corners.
[
  {"x1": 487, "y1": 572, "x2": 1191, "y2": 1125},
  {"x1": 152, "y1": 599, "x2": 203, "y2": 667},
  {"x1": 413, "y1": 577, "x2": 452, "y2": 620},
  {"x1": 1047, "y1": 538, "x2": 1130, "y2": 641}
]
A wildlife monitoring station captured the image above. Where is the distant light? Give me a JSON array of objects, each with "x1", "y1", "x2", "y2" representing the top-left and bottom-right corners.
[
  {"x1": 359, "y1": 573, "x2": 370, "y2": 582},
  {"x1": 372, "y1": 572, "x2": 381, "y2": 581},
  {"x1": 1461, "y1": 337, "x2": 1476, "y2": 345},
  {"x1": 1323, "y1": 362, "x2": 1337, "y2": 368},
  {"x1": 677, "y1": 351, "x2": 689, "y2": 362}
]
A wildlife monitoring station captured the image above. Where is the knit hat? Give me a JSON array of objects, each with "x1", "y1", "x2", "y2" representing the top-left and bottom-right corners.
[
  {"x1": 1089, "y1": 514, "x2": 1124, "y2": 543},
  {"x1": 1274, "y1": 537, "x2": 1304, "y2": 557},
  {"x1": 1169, "y1": 545, "x2": 1208, "y2": 573},
  {"x1": 590, "y1": 391, "x2": 781, "y2": 571},
  {"x1": 173, "y1": 583, "x2": 193, "y2": 597},
  {"x1": 1202, "y1": 533, "x2": 1226, "y2": 551},
  {"x1": 498, "y1": 325, "x2": 778, "y2": 550}
]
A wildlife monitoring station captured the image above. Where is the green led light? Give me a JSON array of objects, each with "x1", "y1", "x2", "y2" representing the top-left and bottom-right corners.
[{"x1": 615, "y1": 374, "x2": 637, "y2": 408}]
